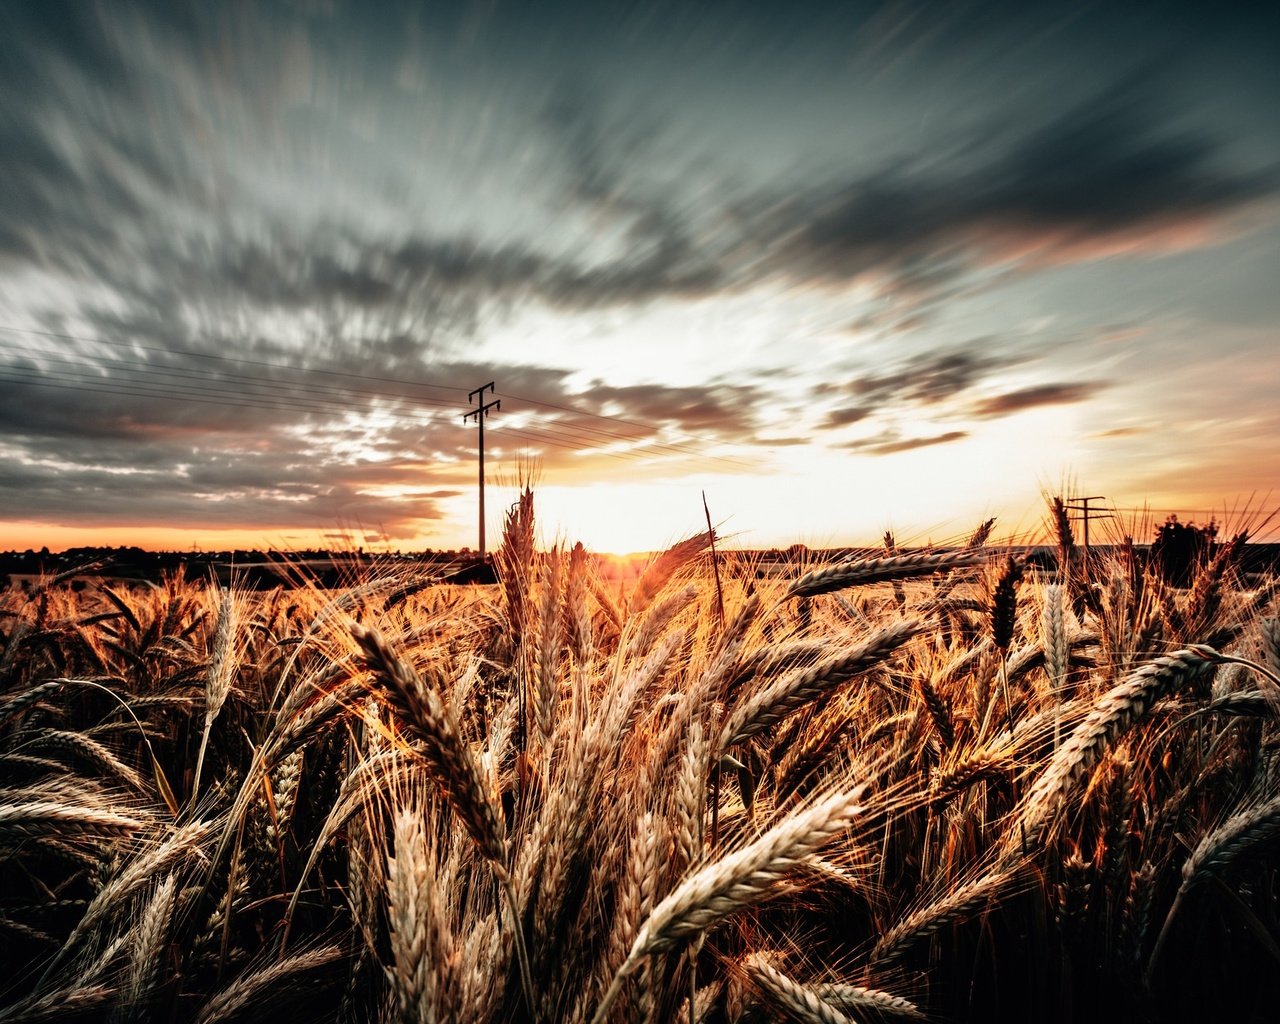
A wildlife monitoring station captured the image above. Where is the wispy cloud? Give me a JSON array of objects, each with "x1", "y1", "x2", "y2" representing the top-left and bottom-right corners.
[
  {"x1": 838, "y1": 430, "x2": 970, "y2": 456},
  {"x1": 970, "y1": 382, "x2": 1104, "y2": 418}
]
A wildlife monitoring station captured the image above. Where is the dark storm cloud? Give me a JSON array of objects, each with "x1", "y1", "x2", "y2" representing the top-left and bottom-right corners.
[
  {"x1": 542, "y1": 83, "x2": 658, "y2": 214},
  {"x1": 0, "y1": 2, "x2": 132, "y2": 95},
  {"x1": 816, "y1": 342, "x2": 1091, "y2": 434},
  {"x1": 4, "y1": 1, "x2": 1276, "y2": 295},
  {"x1": 970, "y1": 381, "x2": 1103, "y2": 418},
  {"x1": 0, "y1": 310, "x2": 482, "y2": 535},
  {"x1": 0, "y1": 4, "x2": 220, "y2": 273}
]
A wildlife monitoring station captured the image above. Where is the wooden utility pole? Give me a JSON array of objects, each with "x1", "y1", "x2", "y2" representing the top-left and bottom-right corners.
[
  {"x1": 1066, "y1": 495, "x2": 1112, "y2": 561},
  {"x1": 463, "y1": 382, "x2": 500, "y2": 561}
]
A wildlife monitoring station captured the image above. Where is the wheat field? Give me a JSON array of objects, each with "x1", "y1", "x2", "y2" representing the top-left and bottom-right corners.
[{"x1": 1, "y1": 489, "x2": 1278, "y2": 1023}]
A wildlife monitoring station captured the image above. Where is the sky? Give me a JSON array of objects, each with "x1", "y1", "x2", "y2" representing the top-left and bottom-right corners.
[{"x1": 0, "y1": 0, "x2": 1277, "y2": 554}]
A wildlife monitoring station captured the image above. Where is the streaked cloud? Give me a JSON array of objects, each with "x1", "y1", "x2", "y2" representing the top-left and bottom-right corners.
[
  {"x1": 971, "y1": 382, "x2": 1105, "y2": 418},
  {"x1": 839, "y1": 430, "x2": 970, "y2": 456},
  {"x1": 0, "y1": 0, "x2": 1276, "y2": 547}
]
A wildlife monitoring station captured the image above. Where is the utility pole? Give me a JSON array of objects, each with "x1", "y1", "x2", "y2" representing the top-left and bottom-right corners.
[
  {"x1": 1066, "y1": 495, "x2": 1112, "y2": 562},
  {"x1": 463, "y1": 382, "x2": 500, "y2": 562}
]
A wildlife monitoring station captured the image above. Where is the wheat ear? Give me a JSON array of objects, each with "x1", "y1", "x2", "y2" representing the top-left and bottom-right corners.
[
  {"x1": 742, "y1": 955, "x2": 851, "y2": 1024},
  {"x1": 811, "y1": 982, "x2": 925, "y2": 1020},
  {"x1": 532, "y1": 547, "x2": 564, "y2": 750},
  {"x1": 0, "y1": 984, "x2": 116, "y2": 1023},
  {"x1": 355, "y1": 626, "x2": 507, "y2": 866},
  {"x1": 61, "y1": 820, "x2": 212, "y2": 960},
  {"x1": 719, "y1": 619, "x2": 919, "y2": 750},
  {"x1": 192, "y1": 945, "x2": 343, "y2": 1024},
  {"x1": 355, "y1": 626, "x2": 541, "y2": 1020},
  {"x1": 192, "y1": 588, "x2": 237, "y2": 809},
  {"x1": 787, "y1": 550, "x2": 985, "y2": 599},
  {"x1": 591, "y1": 788, "x2": 863, "y2": 1024},
  {"x1": 629, "y1": 531, "x2": 714, "y2": 616},
  {"x1": 1016, "y1": 647, "x2": 1217, "y2": 846},
  {"x1": 121, "y1": 873, "x2": 178, "y2": 1010},
  {"x1": 872, "y1": 868, "x2": 1013, "y2": 964},
  {"x1": 1261, "y1": 616, "x2": 1280, "y2": 675},
  {"x1": 1147, "y1": 792, "x2": 1280, "y2": 983},
  {"x1": 386, "y1": 808, "x2": 452, "y2": 1024}
]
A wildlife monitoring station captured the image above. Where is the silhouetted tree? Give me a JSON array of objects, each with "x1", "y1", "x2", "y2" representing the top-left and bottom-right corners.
[{"x1": 1151, "y1": 514, "x2": 1217, "y2": 586}]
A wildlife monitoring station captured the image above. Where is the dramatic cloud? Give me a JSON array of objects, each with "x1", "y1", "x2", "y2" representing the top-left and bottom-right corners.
[
  {"x1": 0, "y1": 322, "x2": 765, "y2": 531},
  {"x1": 853, "y1": 349, "x2": 1014, "y2": 405},
  {"x1": 754, "y1": 88, "x2": 1275, "y2": 293},
  {"x1": 0, "y1": 1, "x2": 1276, "y2": 546},
  {"x1": 815, "y1": 346, "x2": 1024, "y2": 426}
]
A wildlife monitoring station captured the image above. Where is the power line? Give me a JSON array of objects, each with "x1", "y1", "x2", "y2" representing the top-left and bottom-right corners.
[
  {"x1": 3, "y1": 325, "x2": 755, "y2": 466},
  {"x1": 494, "y1": 388, "x2": 706, "y2": 441},
  {"x1": 0, "y1": 322, "x2": 765, "y2": 469},
  {"x1": 0, "y1": 369, "x2": 393, "y2": 420},
  {"x1": 492, "y1": 420, "x2": 683, "y2": 459},
  {"x1": 1065, "y1": 495, "x2": 1113, "y2": 558},
  {"x1": 0, "y1": 364, "x2": 423, "y2": 421},
  {"x1": 0, "y1": 340, "x2": 461, "y2": 412},
  {"x1": 0, "y1": 366, "x2": 682, "y2": 467},
  {"x1": 463, "y1": 382, "x2": 499, "y2": 560},
  {"x1": 1110, "y1": 506, "x2": 1245, "y2": 516},
  {"x1": 0, "y1": 339, "x2": 729, "y2": 459},
  {"x1": 0, "y1": 324, "x2": 468, "y2": 396},
  {"x1": 488, "y1": 425, "x2": 650, "y2": 463}
]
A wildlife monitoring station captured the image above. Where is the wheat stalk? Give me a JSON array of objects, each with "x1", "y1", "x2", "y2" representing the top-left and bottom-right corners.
[
  {"x1": 629, "y1": 531, "x2": 714, "y2": 616},
  {"x1": 672, "y1": 719, "x2": 708, "y2": 873},
  {"x1": 0, "y1": 984, "x2": 116, "y2": 1023},
  {"x1": 873, "y1": 868, "x2": 1014, "y2": 964},
  {"x1": 192, "y1": 945, "x2": 343, "y2": 1024},
  {"x1": 386, "y1": 809, "x2": 448, "y2": 1024},
  {"x1": 532, "y1": 548, "x2": 565, "y2": 751},
  {"x1": 1261, "y1": 616, "x2": 1280, "y2": 675},
  {"x1": 1147, "y1": 791, "x2": 1280, "y2": 983},
  {"x1": 0, "y1": 802, "x2": 147, "y2": 835},
  {"x1": 355, "y1": 626, "x2": 544, "y2": 1017},
  {"x1": 39, "y1": 819, "x2": 211, "y2": 989},
  {"x1": 120, "y1": 873, "x2": 177, "y2": 1013}
]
